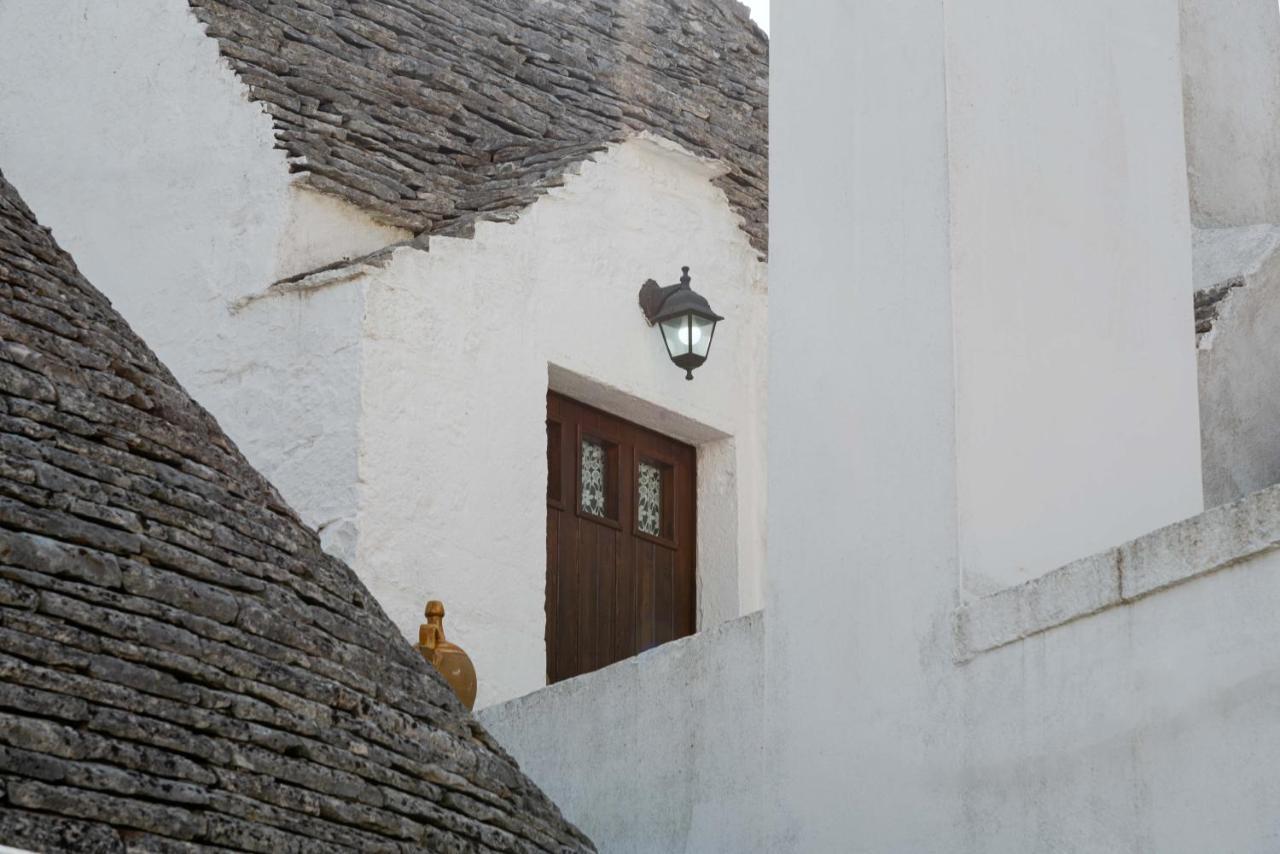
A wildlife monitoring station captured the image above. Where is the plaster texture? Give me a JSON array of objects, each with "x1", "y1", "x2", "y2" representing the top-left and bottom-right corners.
[
  {"x1": 493, "y1": 513, "x2": 1280, "y2": 852},
  {"x1": 769, "y1": 1, "x2": 960, "y2": 848},
  {"x1": 1192, "y1": 225, "x2": 1280, "y2": 507},
  {"x1": 1191, "y1": 224, "x2": 1280, "y2": 295},
  {"x1": 765, "y1": 1, "x2": 1255, "y2": 851},
  {"x1": 353, "y1": 137, "x2": 768, "y2": 708},
  {"x1": 1181, "y1": 0, "x2": 1280, "y2": 227},
  {"x1": 478, "y1": 611, "x2": 764, "y2": 854},
  {"x1": 958, "y1": 481, "x2": 1280, "y2": 655},
  {"x1": 0, "y1": 0, "x2": 408, "y2": 564},
  {"x1": 949, "y1": 541, "x2": 1280, "y2": 853},
  {"x1": 947, "y1": 0, "x2": 1203, "y2": 591}
]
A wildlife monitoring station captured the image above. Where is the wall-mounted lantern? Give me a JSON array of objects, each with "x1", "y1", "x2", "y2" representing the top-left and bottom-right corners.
[{"x1": 639, "y1": 266, "x2": 724, "y2": 381}]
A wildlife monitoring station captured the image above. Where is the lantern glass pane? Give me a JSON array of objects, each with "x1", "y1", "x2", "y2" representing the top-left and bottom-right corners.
[
  {"x1": 660, "y1": 315, "x2": 692, "y2": 357},
  {"x1": 690, "y1": 316, "x2": 716, "y2": 358}
]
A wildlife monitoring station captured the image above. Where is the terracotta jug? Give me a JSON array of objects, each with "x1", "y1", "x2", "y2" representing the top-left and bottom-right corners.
[{"x1": 416, "y1": 600, "x2": 477, "y2": 710}]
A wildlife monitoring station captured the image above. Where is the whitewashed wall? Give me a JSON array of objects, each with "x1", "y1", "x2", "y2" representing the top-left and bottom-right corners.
[
  {"x1": 0, "y1": 0, "x2": 406, "y2": 563},
  {"x1": 765, "y1": 0, "x2": 1236, "y2": 851},
  {"x1": 1193, "y1": 226, "x2": 1280, "y2": 507},
  {"x1": 479, "y1": 612, "x2": 764, "y2": 854},
  {"x1": 1181, "y1": 0, "x2": 1280, "y2": 227},
  {"x1": 950, "y1": 488, "x2": 1280, "y2": 852},
  {"x1": 947, "y1": 0, "x2": 1203, "y2": 591},
  {"x1": 355, "y1": 137, "x2": 768, "y2": 708},
  {"x1": 489, "y1": 488, "x2": 1280, "y2": 853},
  {"x1": 768, "y1": 1, "x2": 960, "y2": 848},
  {"x1": 1180, "y1": 0, "x2": 1280, "y2": 509}
]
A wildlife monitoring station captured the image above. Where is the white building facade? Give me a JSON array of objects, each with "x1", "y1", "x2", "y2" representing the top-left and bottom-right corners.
[
  {"x1": 484, "y1": 1, "x2": 1280, "y2": 852},
  {"x1": 9, "y1": 0, "x2": 1280, "y2": 850},
  {"x1": 0, "y1": 0, "x2": 768, "y2": 708}
]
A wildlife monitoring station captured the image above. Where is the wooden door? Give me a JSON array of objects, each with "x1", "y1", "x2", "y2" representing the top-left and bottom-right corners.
[{"x1": 546, "y1": 392, "x2": 696, "y2": 683}]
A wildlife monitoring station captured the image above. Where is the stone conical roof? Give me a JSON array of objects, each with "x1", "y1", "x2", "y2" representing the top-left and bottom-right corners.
[
  {"x1": 186, "y1": 0, "x2": 768, "y2": 253},
  {"x1": 0, "y1": 170, "x2": 592, "y2": 852}
]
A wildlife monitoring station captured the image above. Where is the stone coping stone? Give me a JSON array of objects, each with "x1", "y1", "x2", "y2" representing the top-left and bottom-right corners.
[{"x1": 956, "y1": 483, "x2": 1280, "y2": 659}]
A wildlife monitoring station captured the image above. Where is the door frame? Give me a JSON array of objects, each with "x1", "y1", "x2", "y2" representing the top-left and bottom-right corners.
[{"x1": 547, "y1": 364, "x2": 750, "y2": 649}]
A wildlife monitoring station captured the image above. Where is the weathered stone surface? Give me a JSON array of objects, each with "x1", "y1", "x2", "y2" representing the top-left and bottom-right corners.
[
  {"x1": 957, "y1": 482, "x2": 1280, "y2": 658},
  {"x1": 186, "y1": 0, "x2": 769, "y2": 254},
  {"x1": 0, "y1": 172, "x2": 593, "y2": 851}
]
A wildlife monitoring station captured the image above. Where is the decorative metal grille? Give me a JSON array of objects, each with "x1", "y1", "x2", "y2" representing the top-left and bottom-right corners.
[
  {"x1": 581, "y1": 439, "x2": 606, "y2": 516},
  {"x1": 638, "y1": 462, "x2": 662, "y2": 536}
]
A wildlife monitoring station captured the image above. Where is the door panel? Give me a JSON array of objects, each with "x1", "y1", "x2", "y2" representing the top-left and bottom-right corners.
[{"x1": 546, "y1": 392, "x2": 696, "y2": 683}]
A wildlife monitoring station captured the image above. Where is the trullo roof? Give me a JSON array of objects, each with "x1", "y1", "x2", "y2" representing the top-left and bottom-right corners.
[
  {"x1": 186, "y1": 0, "x2": 769, "y2": 253},
  {"x1": 0, "y1": 170, "x2": 592, "y2": 853}
]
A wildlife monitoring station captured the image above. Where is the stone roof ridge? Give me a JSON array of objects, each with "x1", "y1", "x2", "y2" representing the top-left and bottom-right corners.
[
  {"x1": 248, "y1": 130, "x2": 753, "y2": 295},
  {"x1": 187, "y1": 0, "x2": 769, "y2": 253},
  {"x1": 0, "y1": 168, "x2": 593, "y2": 852}
]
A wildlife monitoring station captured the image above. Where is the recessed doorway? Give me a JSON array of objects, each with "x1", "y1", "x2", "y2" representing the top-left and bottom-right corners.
[{"x1": 546, "y1": 392, "x2": 697, "y2": 683}]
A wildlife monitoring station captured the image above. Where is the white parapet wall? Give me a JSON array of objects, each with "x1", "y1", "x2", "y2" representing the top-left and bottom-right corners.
[
  {"x1": 484, "y1": 479, "x2": 1280, "y2": 852},
  {"x1": 478, "y1": 611, "x2": 764, "y2": 854},
  {"x1": 947, "y1": 483, "x2": 1280, "y2": 851}
]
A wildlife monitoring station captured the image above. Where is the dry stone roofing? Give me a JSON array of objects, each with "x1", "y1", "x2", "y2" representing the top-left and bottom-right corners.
[
  {"x1": 0, "y1": 171, "x2": 591, "y2": 852},
  {"x1": 187, "y1": 0, "x2": 769, "y2": 253}
]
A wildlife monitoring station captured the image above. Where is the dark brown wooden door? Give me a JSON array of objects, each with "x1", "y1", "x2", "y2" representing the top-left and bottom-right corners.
[{"x1": 546, "y1": 392, "x2": 696, "y2": 684}]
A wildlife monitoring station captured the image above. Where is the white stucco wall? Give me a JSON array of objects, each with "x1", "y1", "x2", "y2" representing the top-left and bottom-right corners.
[
  {"x1": 1193, "y1": 226, "x2": 1280, "y2": 507},
  {"x1": 768, "y1": 1, "x2": 961, "y2": 849},
  {"x1": 482, "y1": 487, "x2": 1280, "y2": 852},
  {"x1": 0, "y1": 0, "x2": 406, "y2": 560},
  {"x1": 1181, "y1": 0, "x2": 1280, "y2": 227},
  {"x1": 355, "y1": 137, "x2": 768, "y2": 708},
  {"x1": 478, "y1": 611, "x2": 764, "y2": 854},
  {"x1": 765, "y1": 1, "x2": 1240, "y2": 851},
  {"x1": 947, "y1": 0, "x2": 1203, "y2": 591},
  {"x1": 949, "y1": 489, "x2": 1280, "y2": 853}
]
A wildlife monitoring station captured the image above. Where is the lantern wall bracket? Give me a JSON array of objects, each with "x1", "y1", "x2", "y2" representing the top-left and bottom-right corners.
[{"x1": 638, "y1": 267, "x2": 694, "y2": 326}]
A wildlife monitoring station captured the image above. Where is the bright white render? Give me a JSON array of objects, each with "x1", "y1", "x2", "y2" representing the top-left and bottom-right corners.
[
  {"x1": 946, "y1": 0, "x2": 1203, "y2": 591},
  {"x1": 486, "y1": 0, "x2": 1280, "y2": 851},
  {"x1": 768, "y1": 0, "x2": 1267, "y2": 849},
  {"x1": 345, "y1": 137, "x2": 766, "y2": 706},
  {"x1": 486, "y1": 482, "x2": 1280, "y2": 852},
  {"x1": 480, "y1": 610, "x2": 765, "y2": 854},
  {"x1": 0, "y1": 0, "x2": 407, "y2": 570}
]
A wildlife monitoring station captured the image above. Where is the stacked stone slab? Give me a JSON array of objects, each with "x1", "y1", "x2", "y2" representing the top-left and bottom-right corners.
[
  {"x1": 0, "y1": 170, "x2": 592, "y2": 852},
  {"x1": 185, "y1": 0, "x2": 768, "y2": 254}
]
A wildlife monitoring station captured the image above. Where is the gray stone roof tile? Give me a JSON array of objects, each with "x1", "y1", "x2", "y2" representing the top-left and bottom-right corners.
[
  {"x1": 187, "y1": 0, "x2": 769, "y2": 253},
  {"x1": 0, "y1": 169, "x2": 594, "y2": 852}
]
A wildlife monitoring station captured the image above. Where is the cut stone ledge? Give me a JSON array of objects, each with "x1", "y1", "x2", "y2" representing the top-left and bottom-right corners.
[{"x1": 956, "y1": 482, "x2": 1280, "y2": 659}]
